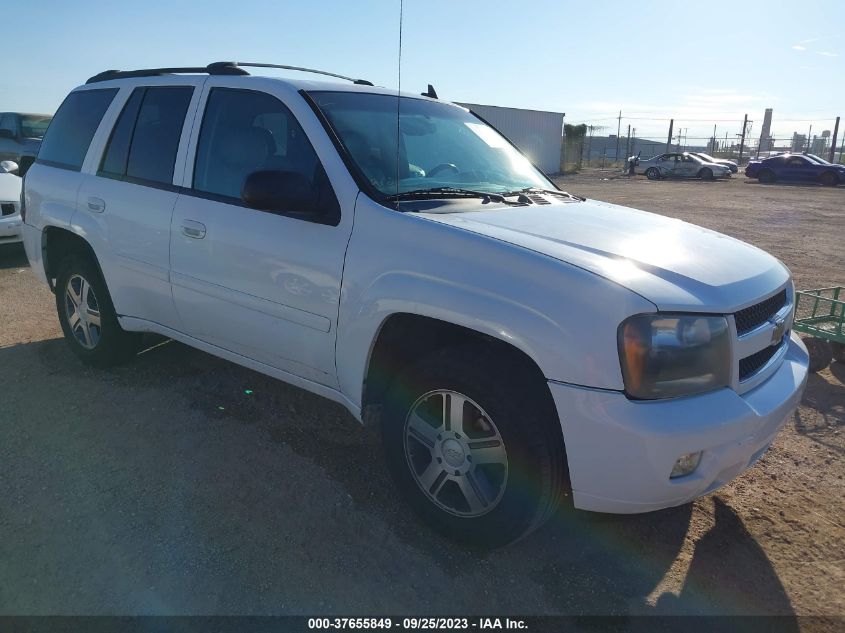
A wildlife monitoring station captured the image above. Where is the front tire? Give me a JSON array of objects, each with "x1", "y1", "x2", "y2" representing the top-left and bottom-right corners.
[
  {"x1": 381, "y1": 346, "x2": 569, "y2": 547},
  {"x1": 55, "y1": 254, "x2": 141, "y2": 367},
  {"x1": 699, "y1": 167, "x2": 714, "y2": 180},
  {"x1": 645, "y1": 167, "x2": 660, "y2": 180},
  {"x1": 758, "y1": 169, "x2": 776, "y2": 184}
]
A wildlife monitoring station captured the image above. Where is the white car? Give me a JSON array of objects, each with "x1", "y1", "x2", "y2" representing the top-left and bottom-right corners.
[
  {"x1": 636, "y1": 152, "x2": 732, "y2": 180},
  {"x1": 21, "y1": 63, "x2": 808, "y2": 546},
  {"x1": 0, "y1": 160, "x2": 23, "y2": 245},
  {"x1": 689, "y1": 152, "x2": 739, "y2": 173}
]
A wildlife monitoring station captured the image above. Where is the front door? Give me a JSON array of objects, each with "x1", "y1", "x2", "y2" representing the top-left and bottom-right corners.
[{"x1": 169, "y1": 82, "x2": 356, "y2": 387}]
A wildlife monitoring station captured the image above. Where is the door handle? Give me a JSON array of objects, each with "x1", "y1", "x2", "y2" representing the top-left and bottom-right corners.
[
  {"x1": 87, "y1": 197, "x2": 106, "y2": 213},
  {"x1": 181, "y1": 220, "x2": 207, "y2": 239}
]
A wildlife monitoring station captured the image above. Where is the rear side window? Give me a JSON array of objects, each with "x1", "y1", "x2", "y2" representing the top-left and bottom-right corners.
[
  {"x1": 37, "y1": 89, "x2": 117, "y2": 171},
  {"x1": 100, "y1": 86, "x2": 193, "y2": 185}
]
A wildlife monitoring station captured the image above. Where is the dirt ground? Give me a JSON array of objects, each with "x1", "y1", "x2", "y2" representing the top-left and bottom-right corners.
[{"x1": 0, "y1": 172, "x2": 842, "y2": 624}]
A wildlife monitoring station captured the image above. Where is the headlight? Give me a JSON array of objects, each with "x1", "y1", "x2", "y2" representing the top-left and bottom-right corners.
[{"x1": 618, "y1": 314, "x2": 731, "y2": 399}]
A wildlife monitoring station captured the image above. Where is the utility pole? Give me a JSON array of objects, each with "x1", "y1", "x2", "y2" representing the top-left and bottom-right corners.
[
  {"x1": 586, "y1": 125, "x2": 594, "y2": 166},
  {"x1": 666, "y1": 118, "x2": 674, "y2": 153},
  {"x1": 625, "y1": 124, "x2": 631, "y2": 158},
  {"x1": 829, "y1": 116, "x2": 840, "y2": 163},
  {"x1": 615, "y1": 110, "x2": 622, "y2": 164},
  {"x1": 839, "y1": 130, "x2": 845, "y2": 165},
  {"x1": 738, "y1": 114, "x2": 748, "y2": 163},
  {"x1": 807, "y1": 125, "x2": 812, "y2": 152},
  {"x1": 711, "y1": 124, "x2": 717, "y2": 154}
]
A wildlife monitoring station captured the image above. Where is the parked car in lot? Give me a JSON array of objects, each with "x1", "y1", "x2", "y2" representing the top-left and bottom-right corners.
[
  {"x1": 745, "y1": 153, "x2": 845, "y2": 185},
  {"x1": 21, "y1": 62, "x2": 809, "y2": 546},
  {"x1": 689, "y1": 152, "x2": 739, "y2": 173},
  {"x1": 635, "y1": 152, "x2": 732, "y2": 180},
  {"x1": 0, "y1": 160, "x2": 23, "y2": 245},
  {"x1": 0, "y1": 112, "x2": 52, "y2": 176}
]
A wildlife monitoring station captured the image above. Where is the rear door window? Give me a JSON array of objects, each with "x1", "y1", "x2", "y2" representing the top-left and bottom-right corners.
[
  {"x1": 37, "y1": 89, "x2": 118, "y2": 171},
  {"x1": 99, "y1": 89, "x2": 145, "y2": 178},
  {"x1": 126, "y1": 87, "x2": 193, "y2": 185},
  {"x1": 99, "y1": 86, "x2": 193, "y2": 185}
]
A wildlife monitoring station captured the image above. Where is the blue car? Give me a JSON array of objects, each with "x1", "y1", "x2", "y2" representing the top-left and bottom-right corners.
[{"x1": 745, "y1": 153, "x2": 845, "y2": 186}]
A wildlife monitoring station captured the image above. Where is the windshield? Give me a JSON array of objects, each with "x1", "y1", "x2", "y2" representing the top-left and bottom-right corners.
[
  {"x1": 20, "y1": 115, "x2": 52, "y2": 139},
  {"x1": 309, "y1": 91, "x2": 552, "y2": 197},
  {"x1": 695, "y1": 153, "x2": 717, "y2": 162}
]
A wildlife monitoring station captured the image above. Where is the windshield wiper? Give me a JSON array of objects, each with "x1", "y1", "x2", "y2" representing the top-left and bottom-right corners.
[
  {"x1": 385, "y1": 187, "x2": 515, "y2": 203},
  {"x1": 500, "y1": 187, "x2": 585, "y2": 202}
]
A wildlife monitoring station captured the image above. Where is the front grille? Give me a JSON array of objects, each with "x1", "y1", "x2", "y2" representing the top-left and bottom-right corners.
[
  {"x1": 739, "y1": 343, "x2": 781, "y2": 381},
  {"x1": 1, "y1": 203, "x2": 15, "y2": 217},
  {"x1": 734, "y1": 289, "x2": 787, "y2": 335}
]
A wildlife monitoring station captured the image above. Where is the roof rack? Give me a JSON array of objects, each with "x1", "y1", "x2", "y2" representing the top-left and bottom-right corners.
[
  {"x1": 86, "y1": 62, "x2": 247, "y2": 84},
  {"x1": 228, "y1": 62, "x2": 374, "y2": 86},
  {"x1": 85, "y1": 61, "x2": 374, "y2": 86}
]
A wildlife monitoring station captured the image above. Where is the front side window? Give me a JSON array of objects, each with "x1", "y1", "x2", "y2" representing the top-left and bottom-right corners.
[
  {"x1": 193, "y1": 88, "x2": 324, "y2": 201},
  {"x1": 37, "y1": 89, "x2": 118, "y2": 171},
  {"x1": 308, "y1": 91, "x2": 552, "y2": 197}
]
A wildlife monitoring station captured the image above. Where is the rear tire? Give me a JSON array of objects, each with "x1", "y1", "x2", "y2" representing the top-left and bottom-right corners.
[
  {"x1": 645, "y1": 167, "x2": 660, "y2": 180},
  {"x1": 380, "y1": 345, "x2": 570, "y2": 548},
  {"x1": 820, "y1": 171, "x2": 839, "y2": 187},
  {"x1": 802, "y1": 337, "x2": 833, "y2": 373},
  {"x1": 758, "y1": 169, "x2": 776, "y2": 184},
  {"x1": 831, "y1": 342, "x2": 845, "y2": 363},
  {"x1": 55, "y1": 254, "x2": 141, "y2": 367}
]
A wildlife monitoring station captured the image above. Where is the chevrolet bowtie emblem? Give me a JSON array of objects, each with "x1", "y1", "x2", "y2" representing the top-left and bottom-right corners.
[{"x1": 771, "y1": 318, "x2": 786, "y2": 346}]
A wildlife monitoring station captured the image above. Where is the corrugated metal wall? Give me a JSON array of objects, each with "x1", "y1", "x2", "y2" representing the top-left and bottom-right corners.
[{"x1": 458, "y1": 103, "x2": 564, "y2": 174}]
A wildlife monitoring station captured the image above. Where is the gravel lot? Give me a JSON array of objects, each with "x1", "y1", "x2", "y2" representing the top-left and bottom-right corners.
[{"x1": 0, "y1": 172, "x2": 842, "y2": 620}]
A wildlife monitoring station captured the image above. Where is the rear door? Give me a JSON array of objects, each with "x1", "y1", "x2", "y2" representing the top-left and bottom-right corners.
[
  {"x1": 169, "y1": 79, "x2": 358, "y2": 387},
  {"x1": 75, "y1": 78, "x2": 203, "y2": 329}
]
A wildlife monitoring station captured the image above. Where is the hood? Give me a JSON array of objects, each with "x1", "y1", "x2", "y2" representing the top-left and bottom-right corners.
[{"x1": 419, "y1": 199, "x2": 788, "y2": 313}]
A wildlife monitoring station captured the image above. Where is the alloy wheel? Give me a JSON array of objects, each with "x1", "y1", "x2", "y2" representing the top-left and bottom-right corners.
[
  {"x1": 64, "y1": 274, "x2": 102, "y2": 350},
  {"x1": 403, "y1": 390, "x2": 508, "y2": 517}
]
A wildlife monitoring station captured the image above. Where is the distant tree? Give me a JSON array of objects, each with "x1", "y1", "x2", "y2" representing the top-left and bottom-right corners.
[{"x1": 564, "y1": 123, "x2": 587, "y2": 139}]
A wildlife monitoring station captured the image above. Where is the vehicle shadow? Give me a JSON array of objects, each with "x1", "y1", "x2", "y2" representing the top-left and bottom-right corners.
[
  {"x1": 794, "y1": 369, "x2": 845, "y2": 454},
  {"x1": 0, "y1": 337, "x2": 798, "y2": 618},
  {"x1": 744, "y1": 180, "x2": 842, "y2": 189},
  {"x1": 132, "y1": 340, "x2": 800, "y2": 617},
  {"x1": 0, "y1": 243, "x2": 28, "y2": 269}
]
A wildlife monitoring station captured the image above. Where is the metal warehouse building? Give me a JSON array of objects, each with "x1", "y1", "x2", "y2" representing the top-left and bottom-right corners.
[{"x1": 458, "y1": 103, "x2": 564, "y2": 174}]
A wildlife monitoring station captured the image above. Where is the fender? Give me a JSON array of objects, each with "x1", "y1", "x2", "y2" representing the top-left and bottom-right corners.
[{"x1": 335, "y1": 196, "x2": 657, "y2": 407}]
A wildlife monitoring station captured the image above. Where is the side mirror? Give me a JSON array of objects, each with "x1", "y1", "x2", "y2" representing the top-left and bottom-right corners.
[
  {"x1": 0, "y1": 160, "x2": 19, "y2": 174},
  {"x1": 0, "y1": 129, "x2": 16, "y2": 140},
  {"x1": 241, "y1": 170, "x2": 316, "y2": 214}
]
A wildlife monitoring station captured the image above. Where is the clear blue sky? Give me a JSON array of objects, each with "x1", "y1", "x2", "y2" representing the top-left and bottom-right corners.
[{"x1": 3, "y1": 0, "x2": 844, "y2": 142}]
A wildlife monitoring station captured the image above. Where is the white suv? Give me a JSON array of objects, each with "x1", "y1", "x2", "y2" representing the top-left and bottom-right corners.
[{"x1": 22, "y1": 62, "x2": 809, "y2": 546}]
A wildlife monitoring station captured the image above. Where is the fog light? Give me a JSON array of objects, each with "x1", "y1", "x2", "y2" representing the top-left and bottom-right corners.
[{"x1": 670, "y1": 451, "x2": 702, "y2": 478}]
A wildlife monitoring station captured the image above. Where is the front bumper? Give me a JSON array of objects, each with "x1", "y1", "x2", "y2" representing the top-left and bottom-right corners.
[
  {"x1": 0, "y1": 214, "x2": 23, "y2": 244},
  {"x1": 549, "y1": 332, "x2": 808, "y2": 513}
]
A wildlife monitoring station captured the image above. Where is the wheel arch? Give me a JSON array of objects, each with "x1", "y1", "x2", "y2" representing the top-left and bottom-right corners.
[
  {"x1": 361, "y1": 312, "x2": 550, "y2": 421},
  {"x1": 41, "y1": 226, "x2": 104, "y2": 293}
]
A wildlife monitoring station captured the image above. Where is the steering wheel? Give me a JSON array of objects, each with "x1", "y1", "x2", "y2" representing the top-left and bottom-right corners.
[{"x1": 426, "y1": 163, "x2": 460, "y2": 178}]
